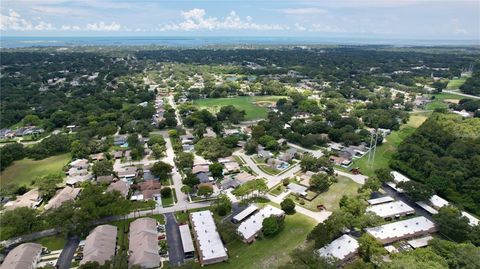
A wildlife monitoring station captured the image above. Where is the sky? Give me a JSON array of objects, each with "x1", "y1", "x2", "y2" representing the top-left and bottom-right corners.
[{"x1": 1, "y1": 0, "x2": 479, "y2": 40}]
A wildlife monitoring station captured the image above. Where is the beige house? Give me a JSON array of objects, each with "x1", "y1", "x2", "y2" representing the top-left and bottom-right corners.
[
  {"x1": 107, "y1": 181, "x2": 130, "y2": 198},
  {"x1": 81, "y1": 225, "x2": 118, "y2": 266},
  {"x1": 0, "y1": 243, "x2": 42, "y2": 269},
  {"x1": 44, "y1": 186, "x2": 81, "y2": 211},
  {"x1": 128, "y1": 218, "x2": 161, "y2": 268},
  {"x1": 3, "y1": 189, "x2": 42, "y2": 211}
]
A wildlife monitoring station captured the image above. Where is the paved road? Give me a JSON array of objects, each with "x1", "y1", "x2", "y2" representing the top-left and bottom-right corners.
[
  {"x1": 165, "y1": 213, "x2": 185, "y2": 267},
  {"x1": 443, "y1": 90, "x2": 480, "y2": 100},
  {"x1": 287, "y1": 143, "x2": 325, "y2": 158},
  {"x1": 56, "y1": 235, "x2": 80, "y2": 269},
  {"x1": 1, "y1": 228, "x2": 59, "y2": 249}
]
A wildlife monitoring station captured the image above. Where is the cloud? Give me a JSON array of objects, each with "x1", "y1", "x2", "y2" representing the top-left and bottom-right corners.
[
  {"x1": 85, "y1": 21, "x2": 121, "y2": 31},
  {"x1": 279, "y1": 7, "x2": 328, "y2": 15},
  {"x1": 311, "y1": 23, "x2": 346, "y2": 33},
  {"x1": 0, "y1": 9, "x2": 33, "y2": 31},
  {"x1": 160, "y1": 9, "x2": 286, "y2": 31}
]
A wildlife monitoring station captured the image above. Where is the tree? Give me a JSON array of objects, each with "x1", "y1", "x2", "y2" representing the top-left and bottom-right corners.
[
  {"x1": 310, "y1": 173, "x2": 333, "y2": 193},
  {"x1": 160, "y1": 187, "x2": 172, "y2": 198},
  {"x1": 397, "y1": 181, "x2": 434, "y2": 202},
  {"x1": 197, "y1": 184, "x2": 213, "y2": 197},
  {"x1": 92, "y1": 160, "x2": 113, "y2": 178},
  {"x1": 181, "y1": 185, "x2": 193, "y2": 194},
  {"x1": 262, "y1": 216, "x2": 283, "y2": 236},
  {"x1": 209, "y1": 162, "x2": 223, "y2": 178},
  {"x1": 281, "y1": 198, "x2": 296, "y2": 215},
  {"x1": 339, "y1": 195, "x2": 366, "y2": 217},
  {"x1": 213, "y1": 194, "x2": 232, "y2": 216},
  {"x1": 70, "y1": 140, "x2": 90, "y2": 159},
  {"x1": 151, "y1": 143, "x2": 166, "y2": 159},
  {"x1": 176, "y1": 152, "x2": 194, "y2": 170},
  {"x1": 434, "y1": 206, "x2": 472, "y2": 243},
  {"x1": 151, "y1": 161, "x2": 173, "y2": 179},
  {"x1": 0, "y1": 207, "x2": 43, "y2": 240},
  {"x1": 358, "y1": 234, "x2": 386, "y2": 263},
  {"x1": 244, "y1": 139, "x2": 258, "y2": 155},
  {"x1": 195, "y1": 137, "x2": 232, "y2": 160},
  {"x1": 308, "y1": 211, "x2": 351, "y2": 248},
  {"x1": 429, "y1": 238, "x2": 480, "y2": 269},
  {"x1": 385, "y1": 248, "x2": 448, "y2": 269},
  {"x1": 183, "y1": 172, "x2": 200, "y2": 188},
  {"x1": 37, "y1": 174, "x2": 62, "y2": 200},
  {"x1": 147, "y1": 135, "x2": 166, "y2": 147},
  {"x1": 278, "y1": 246, "x2": 339, "y2": 269},
  {"x1": 375, "y1": 168, "x2": 393, "y2": 183}
]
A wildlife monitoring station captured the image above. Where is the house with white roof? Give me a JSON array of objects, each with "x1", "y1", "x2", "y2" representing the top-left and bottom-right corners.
[
  {"x1": 367, "y1": 196, "x2": 394, "y2": 205},
  {"x1": 190, "y1": 210, "x2": 228, "y2": 265},
  {"x1": 317, "y1": 234, "x2": 359, "y2": 263},
  {"x1": 365, "y1": 216, "x2": 436, "y2": 244},
  {"x1": 237, "y1": 205, "x2": 284, "y2": 243},
  {"x1": 232, "y1": 205, "x2": 259, "y2": 224},
  {"x1": 179, "y1": 224, "x2": 195, "y2": 259},
  {"x1": 366, "y1": 201, "x2": 415, "y2": 220},
  {"x1": 461, "y1": 211, "x2": 479, "y2": 227},
  {"x1": 429, "y1": 195, "x2": 449, "y2": 210}
]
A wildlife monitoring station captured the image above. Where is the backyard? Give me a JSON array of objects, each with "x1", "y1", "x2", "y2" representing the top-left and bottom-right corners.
[
  {"x1": 290, "y1": 175, "x2": 360, "y2": 212},
  {"x1": 193, "y1": 96, "x2": 285, "y2": 120},
  {"x1": 343, "y1": 113, "x2": 429, "y2": 177},
  {"x1": 33, "y1": 235, "x2": 67, "y2": 251},
  {"x1": 192, "y1": 211, "x2": 316, "y2": 269},
  {"x1": 0, "y1": 153, "x2": 71, "y2": 187}
]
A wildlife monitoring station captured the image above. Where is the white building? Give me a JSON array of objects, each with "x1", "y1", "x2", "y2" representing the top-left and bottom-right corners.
[
  {"x1": 232, "y1": 205, "x2": 259, "y2": 224},
  {"x1": 317, "y1": 234, "x2": 359, "y2": 263},
  {"x1": 179, "y1": 224, "x2": 195, "y2": 259},
  {"x1": 390, "y1": 171, "x2": 410, "y2": 184},
  {"x1": 367, "y1": 196, "x2": 394, "y2": 205},
  {"x1": 190, "y1": 210, "x2": 228, "y2": 265},
  {"x1": 461, "y1": 211, "x2": 479, "y2": 227},
  {"x1": 237, "y1": 205, "x2": 284, "y2": 243},
  {"x1": 365, "y1": 216, "x2": 437, "y2": 244},
  {"x1": 407, "y1": 235, "x2": 434, "y2": 249},
  {"x1": 366, "y1": 201, "x2": 415, "y2": 219},
  {"x1": 429, "y1": 195, "x2": 449, "y2": 210}
]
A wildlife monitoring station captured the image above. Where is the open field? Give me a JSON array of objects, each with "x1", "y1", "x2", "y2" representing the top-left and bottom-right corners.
[
  {"x1": 344, "y1": 113, "x2": 429, "y2": 177},
  {"x1": 291, "y1": 175, "x2": 360, "y2": 212},
  {"x1": 193, "y1": 211, "x2": 316, "y2": 269},
  {"x1": 446, "y1": 76, "x2": 467, "y2": 90},
  {"x1": 193, "y1": 96, "x2": 285, "y2": 120},
  {"x1": 426, "y1": 92, "x2": 463, "y2": 110},
  {"x1": 0, "y1": 153, "x2": 71, "y2": 187},
  {"x1": 33, "y1": 235, "x2": 67, "y2": 250}
]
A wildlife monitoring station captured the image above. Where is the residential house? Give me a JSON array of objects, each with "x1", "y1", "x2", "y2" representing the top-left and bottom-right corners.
[
  {"x1": 129, "y1": 218, "x2": 161, "y2": 268},
  {"x1": 44, "y1": 186, "x2": 81, "y2": 211},
  {"x1": 107, "y1": 181, "x2": 130, "y2": 198},
  {"x1": 316, "y1": 234, "x2": 359, "y2": 263},
  {"x1": 138, "y1": 180, "x2": 161, "y2": 200},
  {"x1": 365, "y1": 216, "x2": 437, "y2": 245},
  {"x1": 81, "y1": 225, "x2": 118, "y2": 266},
  {"x1": 237, "y1": 205, "x2": 285, "y2": 243},
  {"x1": 0, "y1": 243, "x2": 42, "y2": 269},
  {"x1": 113, "y1": 135, "x2": 127, "y2": 146},
  {"x1": 3, "y1": 189, "x2": 42, "y2": 211}
]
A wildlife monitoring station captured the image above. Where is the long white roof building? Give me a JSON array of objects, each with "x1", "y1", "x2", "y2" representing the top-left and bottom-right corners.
[
  {"x1": 232, "y1": 205, "x2": 258, "y2": 223},
  {"x1": 237, "y1": 205, "x2": 284, "y2": 243},
  {"x1": 365, "y1": 216, "x2": 436, "y2": 244},
  {"x1": 317, "y1": 234, "x2": 359, "y2": 262},
  {"x1": 366, "y1": 201, "x2": 415, "y2": 219},
  {"x1": 190, "y1": 210, "x2": 228, "y2": 265}
]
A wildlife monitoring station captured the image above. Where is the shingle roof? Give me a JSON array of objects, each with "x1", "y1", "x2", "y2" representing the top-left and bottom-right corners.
[
  {"x1": 0, "y1": 243, "x2": 42, "y2": 269},
  {"x1": 81, "y1": 225, "x2": 117, "y2": 266}
]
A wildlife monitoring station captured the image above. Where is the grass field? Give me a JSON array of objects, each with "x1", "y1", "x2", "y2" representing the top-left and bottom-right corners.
[
  {"x1": 344, "y1": 113, "x2": 429, "y2": 177},
  {"x1": 291, "y1": 175, "x2": 360, "y2": 212},
  {"x1": 446, "y1": 77, "x2": 467, "y2": 90},
  {"x1": 193, "y1": 96, "x2": 285, "y2": 120},
  {"x1": 426, "y1": 92, "x2": 463, "y2": 110},
  {"x1": 33, "y1": 235, "x2": 67, "y2": 250},
  {"x1": 0, "y1": 153, "x2": 71, "y2": 187},
  {"x1": 194, "y1": 212, "x2": 316, "y2": 269}
]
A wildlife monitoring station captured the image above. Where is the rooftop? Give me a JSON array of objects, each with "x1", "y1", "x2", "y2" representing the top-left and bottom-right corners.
[
  {"x1": 129, "y1": 218, "x2": 161, "y2": 268},
  {"x1": 366, "y1": 201, "x2": 415, "y2": 218},
  {"x1": 407, "y1": 235, "x2": 434, "y2": 249},
  {"x1": 190, "y1": 210, "x2": 228, "y2": 261},
  {"x1": 233, "y1": 205, "x2": 259, "y2": 223},
  {"x1": 1, "y1": 243, "x2": 43, "y2": 269},
  {"x1": 367, "y1": 196, "x2": 394, "y2": 205},
  {"x1": 429, "y1": 195, "x2": 449, "y2": 210},
  {"x1": 237, "y1": 205, "x2": 284, "y2": 241},
  {"x1": 317, "y1": 234, "x2": 359, "y2": 261},
  {"x1": 179, "y1": 224, "x2": 195, "y2": 253},
  {"x1": 44, "y1": 186, "x2": 81, "y2": 211},
  {"x1": 390, "y1": 171, "x2": 410, "y2": 184},
  {"x1": 81, "y1": 225, "x2": 117, "y2": 266},
  {"x1": 365, "y1": 216, "x2": 436, "y2": 243}
]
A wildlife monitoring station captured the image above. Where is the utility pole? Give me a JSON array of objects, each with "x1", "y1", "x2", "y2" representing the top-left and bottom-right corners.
[{"x1": 367, "y1": 129, "x2": 379, "y2": 167}]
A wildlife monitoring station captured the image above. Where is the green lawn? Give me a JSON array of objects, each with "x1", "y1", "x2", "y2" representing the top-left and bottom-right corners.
[
  {"x1": 426, "y1": 92, "x2": 463, "y2": 110},
  {"x1": 175, "y1": 206, "x2": 211, "y2": 224},
  {"x1": 193, "y1": 96, "x2": 285, "y2": 120},
  {"x1": 292, "y1": 175, "x2": 360, "y2": 212},
  {"x1": 161, "y1": 189, "x2": 177, "y2": 207},
  {"x1": 344, "y1": 114, "x2": 428, "y2": 177},
  {"x1": 257, "y1": 164, "x2": 280, "y2": 175},
  {"x1": 33, "y1": 235, "x2": 67, "y2": 250},
  {"x1": 195, "y1": 212, "x2": 316, "y2": 269},
  {"x1": 446, "y1": 77, "x2": 467, "y2": 90},
  {"x1": 0, "y1": 153, "x2": 71, "y2": 187}
]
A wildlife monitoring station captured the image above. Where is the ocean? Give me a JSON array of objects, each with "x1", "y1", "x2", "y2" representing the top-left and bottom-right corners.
[{"x1": 0, "y1": 36, "x2": 477, "y2": 48}]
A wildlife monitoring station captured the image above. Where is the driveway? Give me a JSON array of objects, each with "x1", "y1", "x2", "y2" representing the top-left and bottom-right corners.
[
  {"x1": 56, "y1": 235, "x2": 80, "y2": 269},
  {"x1": 165, "y1": 213, "x2": 185, "y2": 267}
]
